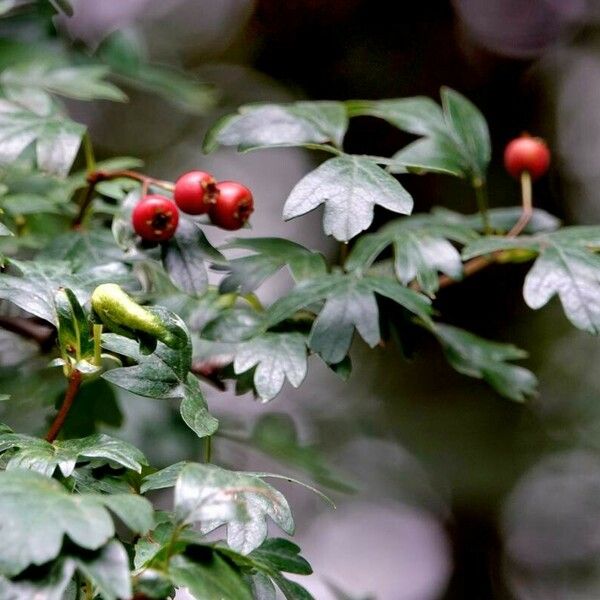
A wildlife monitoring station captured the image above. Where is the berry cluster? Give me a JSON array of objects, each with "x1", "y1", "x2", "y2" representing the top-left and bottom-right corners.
[{"x1": 132, "y1": 170, "x2": 254, "y2": 242}]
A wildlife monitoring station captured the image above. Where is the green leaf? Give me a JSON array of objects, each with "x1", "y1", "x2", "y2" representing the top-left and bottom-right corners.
[
  {"x1": 161, "y1": 218, "x2": 226, "y2": 296},
  {"x1": 346, "y1": 96, "x2": 445, "y2": 135},
  {"x1": 204, "y1": 101, "x2": 347, "y2": 153},
  {"x1": 0, "y1": 259, "x2": 132, "y2": 324},
  {"x1": 0, "y1": 99, "x2": 85, "y2": 177},
  {"x1": 180, "y1": 373, "x2": 219, "y2": 438},
  {"x1": 462, "y1": 226, "x2": 600, "y2": 334},
  {"x1": 389, "y1": 136, "x2": 466, "y2": 177},
  {"x1": 97, "y1": 494, "x2": 154, "y2": 535},
  {"x1": 346, "y1": 213, "x2": 478, "y2": 295},
  {"x1": 0, "y1": 431, "x2": 147, "y2": 477},
  {"x1": 283, "y1": 155, "x2": 413, "y2": 242},
  {"x1": 44, "y1": 229, "x2": 127, "y2": 271},
  {"x1": 440, "y1": 86, "x2": 491, "y2": 179},
  {"x1": 70, "y1": 540, "x2": 131, "y2": 600},
  {"x1": 140, "y1": 461, "x2": 186, "y2": 493},
  {"x1": 1, "y1": 63, "x2": 126, "y2": 115},
  {"x1": 360, "y1": 89, "x2": 490, "y2": 181},
  {"x1": 55, "y1": 287, "x2": 93, "y2": 361},
  {"x1": 222, "y1": 538, "x2": 315, "y2": 600},
  {"x1": 233, "y1": 332, "x2": 308, "y2": 401},
  {"x1": 432, "y1": 206, "x2": 560, "y2": 234},
  {"x1": 98, "y1": 31, "x2": 216, "y2": 115},
  {"x1": 431, "y1": 323, "x2": 537, "y2": 401},
  {"x1": 169, "y1": 553, "x2": 253, "y2": 600},
  {"x1": 249, "y1": 538, "x2": 312, "y2": 576},
  {"x1": 102, "y1": 334, "x2": 218, "y2": 438},
  {"x1": 144, "y1": 462, "x2": 295, "y2": 555},
  {"x1": 220, "y1": 237, "x2": 327, "y2": 294},
  {"x1": 0, "y1": 558, "x2": 74, "y2": 600},
  {"x1": 101, "y1": 332, "x2": 185, "y2": 391},
  {"x1": 1, "y1": 192, "x2": 67, "y2": 215},
  {"x1": 247, "y1": 572, "x2": 277, "y2": 600},
  {"x1": 0, "y1": 540, "x2": 133, "y2": 600},
  {"x1": 264, "y1": 273, "x2": 431, "y2": 363},
  {"x1": 201, "y1": 306, "x2": 263, "y2": 342},
  {"x1": 460, "y1": 235, "x2": 530, "y2": 260},
  {"x1": 309, "y1": 284, "x2": 379, "y2": 363},
  {"x1": 0, "y1": 470, "x2": 116, "y2": 576},
  {"x1": 525, "y1": 245, "x2": 600, "y2": 334}
]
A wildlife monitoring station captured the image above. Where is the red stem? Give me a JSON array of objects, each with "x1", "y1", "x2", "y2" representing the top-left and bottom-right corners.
[{"x1": 45, "y1": 370, "x2": 82, "y2": 442}]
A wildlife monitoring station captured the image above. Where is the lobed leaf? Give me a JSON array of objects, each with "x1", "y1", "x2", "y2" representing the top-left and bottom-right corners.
[
  {"x1": 220, "y1": 237, "x2": 327, "y2": 294},
  {"x1": 0, "y1": 99, "x2": 85, "y2": 177},
  {"x1": 204, "y1": 101, "x2": 348, "y2": 153},
  {"x1": 233, "y1": 332, "x2": 308, "y2": 401},
  {"x1": 431, "y1": 323, "x2": 537, "y2": 402},
  {"x1": 0, "y1": 431, "x2": 147, "y2": 477},
  {"x1": 161, "y1": 218, "x2": 226, "y2": 296},
  {"x1": 283, "y1": 155, "x2": 413, "y2": 242}
]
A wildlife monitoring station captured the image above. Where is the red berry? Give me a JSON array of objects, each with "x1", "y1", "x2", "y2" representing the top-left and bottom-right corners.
[
  {"x1": 132, "y1": 195, "x2": 179, "y2": 242},
  {"x1": 209, "y1": 181, "x2": 254, "y2": 231},
  {"x1": 504, "y1": 135, "x2": 551, "y2": 180},
  {"x1": 174, "y1": 170, "x2": 217, "y2": 215}
]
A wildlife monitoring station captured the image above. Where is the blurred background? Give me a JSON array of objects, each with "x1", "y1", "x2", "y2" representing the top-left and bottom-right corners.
[{"x1": 9, "y1": 0, "x2": 600, "y2": 598}]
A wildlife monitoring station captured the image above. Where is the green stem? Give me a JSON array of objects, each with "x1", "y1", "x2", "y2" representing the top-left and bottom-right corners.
[
  {"x1": 302, "y1": 143, "x2": 343, "y2": 155},
  {"x1": 84, "y1": 578, "x2": 94, "y2": 600},
  {"x1": 473, "y1": 179, "x2": 491, "y2": 234},
  {"x1": 242, "y1": 293, "x2": 264, "y2": 311},
  {"x1": 338, "y1": 242, "x2": 349, "y2": 267},
  {"x1": 83, "y1": 132, "x2": 96, "y2": 175},
  {"x1": 93, "y1": 324, "x2": 103, "y2": 366},
  {"x1": 204, "y1": 435, "x2": 212, "y2": 463},
  {"x1": 162, "y1": 523, "x2": 184, "y2": 569}
]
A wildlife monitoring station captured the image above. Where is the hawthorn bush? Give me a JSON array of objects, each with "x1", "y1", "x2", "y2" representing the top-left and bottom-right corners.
[{"x1": 0, "y1": 2, "x2": 593, "y2": 599}]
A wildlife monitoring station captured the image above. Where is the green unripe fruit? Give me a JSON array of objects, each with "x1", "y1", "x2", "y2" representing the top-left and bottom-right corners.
[{"x1": 91, "y1": 284, "x2": 178, "y2": 348}]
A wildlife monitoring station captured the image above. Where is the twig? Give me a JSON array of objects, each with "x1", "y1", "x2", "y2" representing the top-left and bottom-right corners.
[
  {"x1": 204, "y1": 436, "x2": 212, "y2": 463},
  {"x1": 507, "y1": 171, "x2": 533, "y2": 238},
  {"x1": 88, "y1": 169, "x2": 175, "y2": 192},
  {"x1": 72, "y1": 169, "x2": 176, "y2": 228},
  {"x1": 45, "y1": 370, "x2": 82, "y2": 442},
  {"x1": 436, "y1": 255, "x2": 493, "y2": 290},
  {"x1": 415, "y1": 171, "x2": 535, "y2": 293},
  {"x1": 473, "y1": 179, "x2": 491, "y2": 234},
  {"x1": 82, "y1": 132, "x2": 96, "y2": 175},
  {"x1": 71, "y1": 179, "x2": 98, "y2": 228}
]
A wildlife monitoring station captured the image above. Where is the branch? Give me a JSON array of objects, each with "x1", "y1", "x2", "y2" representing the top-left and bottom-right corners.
[
  {"x1": 45, "y1": 369, "x2": 82, "y2": 442},
  {"x1": 416, "y1": 171, "x2": 535, "y2": 293},
  {"x1": 72, "y1": 169, "x2": 176, "y2": 229},
  {"x1": 87, "y1": 169, "x2": 175, "y2": 192},
  {"x1": 71, "y1": 179, "x2": 98, "y2": 228}
]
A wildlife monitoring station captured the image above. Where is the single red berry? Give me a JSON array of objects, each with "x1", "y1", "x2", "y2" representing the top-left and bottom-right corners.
[
  {"x1": 174, "y1": 170, "x2": 217, "y2": 215},
  {"x1": 209, "y1": 181, "x2": 254, "y2": 230},
  {"x1": 132, "y1": 195, "x2": 179, "y2": 242},
  {"x1": 504, "y1": 135, "x2": 551, "y2": 180}
]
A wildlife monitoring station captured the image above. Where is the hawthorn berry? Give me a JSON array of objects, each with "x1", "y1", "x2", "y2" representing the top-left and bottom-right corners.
[
  {"x1": 174, "y1": 170, "x2": 217, "y2": 215},
  {"x1": 132, "y1": 194, "x2": 179, "y2": 242},
  {"x1": 209, "y1": 181, "x2": 254, "y2": 230},
  {"x1": 504, "y1": 135, "x2": 550, "y2": 180}
]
